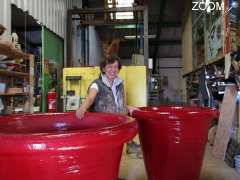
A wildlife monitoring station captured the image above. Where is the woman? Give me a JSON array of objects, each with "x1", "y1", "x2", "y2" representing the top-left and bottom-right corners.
[
  {"x1": 76, "y1": 54, "x2": 137, "y2": 119},
  {"x1": 76, "y1": 55, "x2": 142, "y2": 168}
]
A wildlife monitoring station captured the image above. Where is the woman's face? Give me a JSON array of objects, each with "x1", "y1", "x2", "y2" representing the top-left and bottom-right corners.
[{"x1": 103, "y1": 60, "x2": 119, "y2": 81}]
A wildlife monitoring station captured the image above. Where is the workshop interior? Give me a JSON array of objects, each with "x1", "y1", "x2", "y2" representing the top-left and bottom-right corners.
[{"x1": 0, "y1": 0, "x2": 240, "y2": 180}]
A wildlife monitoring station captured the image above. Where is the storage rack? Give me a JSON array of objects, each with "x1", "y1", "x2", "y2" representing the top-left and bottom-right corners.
[{"x1": 0, "y1": 41, "x2": 34, "y2": 114}]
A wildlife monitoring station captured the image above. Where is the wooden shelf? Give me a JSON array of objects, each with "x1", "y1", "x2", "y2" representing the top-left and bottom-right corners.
[
  {"x1": 183, "y1": 55, "x2": 226, "y2": 77},
  {"x1": 183, "y1": 64, "x2": 204, "y2": 77},
  {"x1": 0, "y1": 70, "x2": 28, "y2": 77},
  {"x1": 0, "y1": 34, "x2": 34, "y2": 113},
  {"x1": 206, "y1": 55, "x2": 225, "y2": 66},
  {"x1": 0, "y1": 92, "x2": 28, "y2": 96},
  {"x1": 0, "y1": 42, "x2": 30, "y2": 60}
]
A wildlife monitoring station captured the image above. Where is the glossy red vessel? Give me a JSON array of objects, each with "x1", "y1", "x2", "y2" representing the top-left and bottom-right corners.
[
  {"x1": 132, "y1": 106, "x2": 218, "y2": 180},
  {"x1": 0, "y1": 112, "x2": 137, "y2": 180}
]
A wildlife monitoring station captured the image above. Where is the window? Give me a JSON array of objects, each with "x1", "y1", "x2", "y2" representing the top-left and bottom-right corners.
[{"x1": 108, "y1": 0, "x2": 134, "y2": 20}]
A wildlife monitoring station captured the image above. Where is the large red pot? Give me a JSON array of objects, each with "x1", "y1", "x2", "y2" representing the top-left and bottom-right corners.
[
  {"x1": 0, "y1": 112, "x2": 137, "y2": 180},
  {"x1": 132, "y1": 106, "x2": 218, "y2": 180}
]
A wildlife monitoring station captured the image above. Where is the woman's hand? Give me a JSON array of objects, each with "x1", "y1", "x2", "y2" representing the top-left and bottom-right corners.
[
  {"x1": 75, "y1": 88, "x2": 98, "y2": 120},
  {"x1": 127, "y1": 106, "x2": 140, "y2": 116},
  {"x1": 76, "y1": 106, "x2": 87, "y2": 119}
]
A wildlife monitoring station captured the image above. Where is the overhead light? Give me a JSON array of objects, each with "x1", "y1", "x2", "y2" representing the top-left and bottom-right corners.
[
  {"x1": 116, "y1": 12, "x2": 134, "y2": 19},
  {"x1": 231, "y1": 1, "x2": 238, "y2": 8},
  {"x1": 227, "y1": 1, "x2": 238, "y2": 12},
  {"x1": 124, "y1": 35, "x2": 156, "y2": 39},
  {"x1": 108, "y1": 0, "x2": 134, "y2": 20},
  {"x1": 114, "y1": 25, "x2": 136, "y2": 29}
]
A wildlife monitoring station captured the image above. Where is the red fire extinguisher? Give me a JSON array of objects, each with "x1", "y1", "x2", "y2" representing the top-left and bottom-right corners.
[{"x1": 47, "y1": 91, "x2": 56, "y2": 112}]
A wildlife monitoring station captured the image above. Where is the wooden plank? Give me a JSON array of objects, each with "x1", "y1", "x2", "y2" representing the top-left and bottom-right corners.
[
  {"x1": 212, "y1": 85, "x2": 238, "y2": 160},
  {"x1": 80, "y1": 19, "x2": 142, "y2": 26},
  {"x1": 29, "y1": 55, "x2": 34, "y2": 113},
  {"x1": 0, "y1": 70, "x2": 28, "y2": 77},
  {"x1": 0, "y1": 42, "x2": 30, "y2": 59},
  {"x1": 71, "y1": 6, "x2": 144, "y2": 14},
  {"x1": 182, "y1": 64, "x2": 204, "y2": 77},
  {"x1": 205, "y1": 55, "x2": 225, "y2": 66},
  {"x1": 0, "y1": 93, "x2": 28, "y2": 96}
]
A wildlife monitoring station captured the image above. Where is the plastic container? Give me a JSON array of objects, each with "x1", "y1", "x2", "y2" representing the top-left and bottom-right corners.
[
  {"x1": 0, "y1": 112, "x2": 137, "y2": 180},
  {"x1": 132, "y1": 106, "x2": 218, "y2": 180}
]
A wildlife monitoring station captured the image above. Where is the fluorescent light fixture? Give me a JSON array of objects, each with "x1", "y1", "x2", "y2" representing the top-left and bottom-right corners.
[
  {"x1": 116, "y1": 12, "x2": 134, "y2": 19},
  {"x1": 114, "y1": 25, "x2": 136, "y2": 29},
  {"x1": 218, "y1": 91, "x2": 225, "y2": 94},
  {"x1": 116, "y1": 0, "x2": 134, "y2": 7},
  {"x1": 124, "y1": 35, "x2": 156, "y2": 39},
  {"x1": 108, "y1": 0, "x2": 134, "y2": 19}
]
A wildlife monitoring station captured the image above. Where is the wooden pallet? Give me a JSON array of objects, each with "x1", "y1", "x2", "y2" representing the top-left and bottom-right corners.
[{"x1": 212, "y1": 85, "x2": 238, "y2": 160}]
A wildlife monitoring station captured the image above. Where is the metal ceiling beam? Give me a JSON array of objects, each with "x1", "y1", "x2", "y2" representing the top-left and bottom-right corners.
[
  {"x1": 70, "y1": 6, "x2": 144, "y2": 14},
  {"x1": 119, "y1": 55, "x2": 182, "y2": 59},
  {"x1": 157, "y1": 56, "x2": 182, "y2": 59},
  {"x1": 152, "y1": 40, "x2": 181, "y2": 46},
  {"x1": 121, "y1": 40, "x2": 181, "y2": 47},
  {"x1": 150, "y1": 21, "x2": 181, "y2": 28},
  {"x1": 91, "y1": 21, "x2": 181, "y2": 28},
  {"x1": 75, "y1": 19, "x2": 143, "y2": 26},
  {"x1": 70, "y1": 6, "x2": 144, "y2": 26},
  {"x1": 153, "y1": 0, "x2": 167, "y2": 73}
]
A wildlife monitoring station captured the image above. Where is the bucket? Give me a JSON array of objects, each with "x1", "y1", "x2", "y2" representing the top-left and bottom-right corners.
[
  {"x1": 132, "y1": 106, "x2": 218, "y2": 180},
  {"x1": 0, "y1": 112, "x2": 137, "y2": 180}
]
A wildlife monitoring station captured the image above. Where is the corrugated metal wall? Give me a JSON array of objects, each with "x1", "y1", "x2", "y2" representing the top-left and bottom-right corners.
[{"x1": 0, "y1": 0, "x2": 82, "y2": 39}]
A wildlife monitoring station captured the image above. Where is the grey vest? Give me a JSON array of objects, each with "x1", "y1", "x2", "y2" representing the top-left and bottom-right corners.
[{"x1": 89, "y1": 77, "x2": 127, "y2": 115}]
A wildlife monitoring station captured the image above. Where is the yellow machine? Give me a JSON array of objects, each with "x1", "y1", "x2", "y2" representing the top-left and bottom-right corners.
[
  {"x1": 63, "y1": 66, "x2": 147, "y2": 111},
  {"x1": 125, "y1": 66, "x2": 147, "y2": 107}
]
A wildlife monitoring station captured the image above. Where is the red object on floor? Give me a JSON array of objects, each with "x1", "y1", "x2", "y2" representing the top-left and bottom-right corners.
[
  {"x1": 47, "y1": 91, "x2": 56, "y2": 112},
  {"x1": 0, "y1": 112, "x2": 137, "y2": 180},
  {"x1": 132, "y1": 106, "x2": 218, "y2": 180}
]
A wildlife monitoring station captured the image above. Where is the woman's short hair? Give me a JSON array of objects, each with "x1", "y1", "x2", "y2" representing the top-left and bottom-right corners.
[{"x1": 100, "y1": 54, "x2": 122, "y2": 73}]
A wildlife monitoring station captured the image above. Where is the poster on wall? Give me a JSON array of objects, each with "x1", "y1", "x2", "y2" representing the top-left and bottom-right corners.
[
  {"x1": 205, "y1": 0, "x2": 224, "y2": 62},
  {"x1": 206, "y1": 16, "x2": 223, "y2": 61}
]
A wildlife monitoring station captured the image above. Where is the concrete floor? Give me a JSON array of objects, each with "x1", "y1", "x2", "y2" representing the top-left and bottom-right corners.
[{"x1": 118, "y1": 144, "x2": 240, "y2": 180}]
